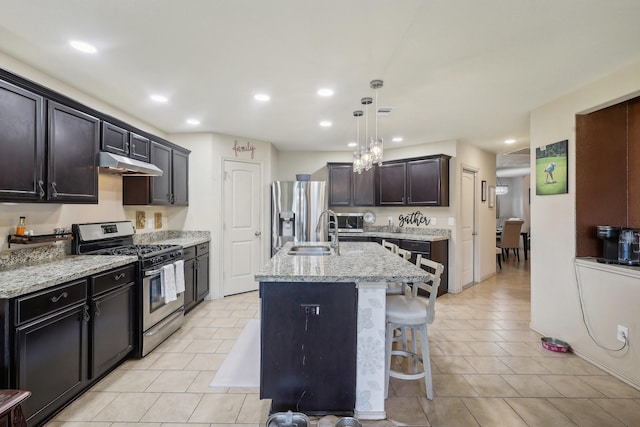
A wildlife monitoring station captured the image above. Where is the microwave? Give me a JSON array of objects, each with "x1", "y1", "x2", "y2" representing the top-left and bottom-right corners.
[{"x1": 330, "y1": 213, "x2": 365, "y2": 233}]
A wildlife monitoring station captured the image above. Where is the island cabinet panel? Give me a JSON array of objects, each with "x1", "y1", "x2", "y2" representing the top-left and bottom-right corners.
[{"x1": 260, "y1": 282, "x2": 357, "y2": 416}]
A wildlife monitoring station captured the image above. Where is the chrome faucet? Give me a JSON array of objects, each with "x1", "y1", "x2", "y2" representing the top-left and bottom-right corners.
[{"x1": 316, "y1": 209, "x2": 340, "y2": 255}]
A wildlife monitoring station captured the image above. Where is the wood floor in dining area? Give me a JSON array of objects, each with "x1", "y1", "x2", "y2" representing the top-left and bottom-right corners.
[{"x1": 45, "y1": 256, "x2": 640, "y2": 427}]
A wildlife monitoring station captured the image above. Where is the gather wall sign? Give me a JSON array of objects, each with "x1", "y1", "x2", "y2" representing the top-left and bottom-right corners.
[{"x1": 398, "y1": 211, "x2": 431, "y2": 227}]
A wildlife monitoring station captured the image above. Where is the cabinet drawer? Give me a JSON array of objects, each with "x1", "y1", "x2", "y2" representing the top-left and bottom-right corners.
[
  {"x1": 196, "y1": 243, "x2": 209, "y2": 256},
  {"x1": 183, "y1": 246, "x2": 196, "y2": 260},
  {"x1": 399, "y1": 240, "x2": 431, "y2": 254},
  {"x1": 15, "y1": 279, "x2": 87, "y2": 325},
  {"x1": 91, "y1": 264, "x2": 136, "y2": 295}
]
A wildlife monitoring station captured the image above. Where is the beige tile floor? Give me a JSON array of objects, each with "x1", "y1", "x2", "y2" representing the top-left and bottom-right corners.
[{"x1": 45, "y1": 256, "x2": 640, "y2": 427}]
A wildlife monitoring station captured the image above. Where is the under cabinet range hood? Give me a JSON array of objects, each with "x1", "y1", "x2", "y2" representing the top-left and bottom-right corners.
[{"x1": 98, "y1": 152, "x2": 163, "y2": 176}]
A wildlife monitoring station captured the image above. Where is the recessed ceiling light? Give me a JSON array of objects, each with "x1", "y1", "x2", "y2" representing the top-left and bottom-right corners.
[
  {"x1": 347, "y1": 142, "x2": 358, "y2": 148},
  {"x1": 319, "y1": 121, "x2": 332, "y2": 127},
  {"x1": 504, "y1": 139, "x2": 516, "y2": 144},
  {"x1": 186, "y1": 119, "x2": 200, "y2": 125},
  {"x1": 254, "y1": 93, "x2": 270, "y2": 102},
  {"x1": 69, "y1": 40, "x2": 97, "y2": 54},
  {"x1": 150, "y1": 94, "x2": 168, "y2": 103},
  {"x1": 317, "y1": 88, "x2": 334, "y2": 97},
  {"x1": 392, "y1": 137, "x2": 403, "y2": 143}
]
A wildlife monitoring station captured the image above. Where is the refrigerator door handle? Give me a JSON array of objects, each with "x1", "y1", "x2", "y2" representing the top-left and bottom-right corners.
[{"x1": 255, "y1": 231, "x2": 262, "y2": 236}]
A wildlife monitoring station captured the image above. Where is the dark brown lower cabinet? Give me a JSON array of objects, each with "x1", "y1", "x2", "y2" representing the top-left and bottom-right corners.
[
  {"x1": 90, "y1": 282, "x2": 136, "y2": 379},
  {"x1": 16, "y1": 300, "x2": 89, "y2": 426},
  {"x1": 260, "y1": 282, "x2": 357, "y2": 416},
  {"x1": 2, "y1": 264, "x2": 137, "y2": 426},
  {"x1": 183, "y1": 242, "x2": 210, "y2": 313},
  {"x1": 399, "y1": 239, "x2": 449, "y2": 297}
]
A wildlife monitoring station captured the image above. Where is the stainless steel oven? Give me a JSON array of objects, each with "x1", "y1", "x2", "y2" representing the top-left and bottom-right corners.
[
  {"x1": 141, "y1": 264, "x2": 185, "y2": 356},
  {"x1": 72, "y1": 221, "x2": 186, "y2": 358}
]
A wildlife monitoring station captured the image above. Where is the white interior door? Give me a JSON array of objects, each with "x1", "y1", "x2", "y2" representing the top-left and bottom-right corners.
[
  {"x1": 461, "y1": 169, "x2": 476, "y2": 286},
  {"x1": 223, "y1": 160, "x2": 262, "y2": 296}
]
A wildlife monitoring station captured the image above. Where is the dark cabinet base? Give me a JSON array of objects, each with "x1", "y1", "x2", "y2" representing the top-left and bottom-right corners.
[{"x1": 260, "y1": 282, "x2": 357, "y2": 416}]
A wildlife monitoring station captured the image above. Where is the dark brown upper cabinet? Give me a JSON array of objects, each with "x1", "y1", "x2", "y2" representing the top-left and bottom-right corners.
[
  {"x1": 122, "y1": 141, "x2": 189, "y2": 206},
  {"x1": 376, "y1": 154, "x2": 450, "y2": 206},
  {"x1": 101, "y1": 123, "x2": 150, "y2": 163},
  {"x1": 47, "y1": 101, "x2": 100, "y2": 203},
  {"x1": 129, "y1": 132, "x2": 150, "y2": 162},
  {"x1": 328, "y1": 163, "x2": 375, "y2": 207},
  {"x1": 0, "y1": 79, "x2": 45, "y2": 201}
]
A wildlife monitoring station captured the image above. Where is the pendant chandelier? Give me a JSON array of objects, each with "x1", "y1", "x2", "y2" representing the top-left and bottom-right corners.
[{"x1": 353, "y1": 79, "x2": 384, "y2": 174}]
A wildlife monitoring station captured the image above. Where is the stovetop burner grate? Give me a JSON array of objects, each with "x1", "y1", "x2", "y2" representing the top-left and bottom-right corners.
[{"x1": 90, "y1": 244, "x2": 180, "y2": 257}]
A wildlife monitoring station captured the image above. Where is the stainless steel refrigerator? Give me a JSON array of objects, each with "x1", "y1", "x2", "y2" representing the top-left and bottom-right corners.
[{"x1": 272, "y1": 181, "x2": 327, "y2": 254}]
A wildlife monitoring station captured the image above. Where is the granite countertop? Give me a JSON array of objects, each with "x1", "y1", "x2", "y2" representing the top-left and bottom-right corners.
[
  {"x1": 0, "y1": 255, "x2": 138, "y2": 299},
  {"x1": 255, "y1": 241, "x2": 430, "y2": 283},
  {"x1": 339, "y1": 231, "x2": 449, "y2": 242},
  {"x1": 0, "y1": 230, "x2": 211, "y2": 299},
  {"x1": 134, "y1": 230, "x2": 211, "y2": 247}
]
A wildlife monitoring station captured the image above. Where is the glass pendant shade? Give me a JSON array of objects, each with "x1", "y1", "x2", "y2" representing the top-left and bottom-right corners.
[{"x1": 352, "y1": 80, "x2": 385, "y2": 173}]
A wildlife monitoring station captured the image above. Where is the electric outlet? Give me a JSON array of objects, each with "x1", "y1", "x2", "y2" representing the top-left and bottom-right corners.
[
  {"x1": 448, "y1": 217, "x2": 455, "y2": 226},
  {"x1": 300, "y1": 304, "x2": 320, "y2": 316},
  {"x1": 617, "y1": 325, "x2": 629, "y2": 343},
  {"x1": 431, "y1": 217, "x2": 436, "y2": 225}
]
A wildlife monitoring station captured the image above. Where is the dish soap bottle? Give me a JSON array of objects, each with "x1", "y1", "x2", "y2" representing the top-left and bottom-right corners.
[{"x1": 16, "y1": 216, "x2": 26, "y2": 236}]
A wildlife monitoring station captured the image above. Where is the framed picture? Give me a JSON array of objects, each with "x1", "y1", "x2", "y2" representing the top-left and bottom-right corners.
[
  {"x1": 488, "y1": 185, "x2": 496, "y2": 208},
  {"x1": 481, "y1": 180, "x2": 487, "y2": 202},
  {"x1": 536, "y1": 139, "x2": 568, "y2": 195}
]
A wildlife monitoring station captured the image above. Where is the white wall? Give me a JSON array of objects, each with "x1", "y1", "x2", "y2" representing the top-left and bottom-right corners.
[
  {"x1": 530, "y1": 60, "x2": 640, "y2": 388},
  {"x1": 169, "y1": 132, "x2": 275, "y2": 299}
]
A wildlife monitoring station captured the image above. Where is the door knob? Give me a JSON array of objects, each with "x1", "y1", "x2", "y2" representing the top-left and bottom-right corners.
[{"x1": 255, "y1": 231, "x2": 262, "y2": 236}]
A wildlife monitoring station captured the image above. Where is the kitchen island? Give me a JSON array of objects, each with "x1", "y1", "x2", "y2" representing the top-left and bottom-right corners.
[{"x1": 255, "y1": 241, "x2": 432, "y2": 420}]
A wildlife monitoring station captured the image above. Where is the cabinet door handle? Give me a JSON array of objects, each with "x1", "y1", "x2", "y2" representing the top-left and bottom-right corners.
[
  {"x1": 130, "y1": 142, "x2": 135, "y2": 154},
  {"x1": 94, "y1": 301, "x2": 102, "y2": 317},
  {"x1": 83, "y1": 304, "x2": 91, "y2": 322},
  {"x1": 51, "y1": 182, "x2": 58, "y2": 197},
  {"x1": 171, "y1": 194, "x2": 176, "y2": 203},
  {"x1": 402, "y1": 196, "x2": 405, "y2": 204},
  {"x1": 114, "y1": 272, "x2": 126, "y2": 281},
  {"x1": 50, "y1": 291, "x2": 68, "y2": 303},
  {"x1": 408, "y1": 196, "x2": 411, "y2": 203},
  {"x1": 38, "y1": 180, "x2": 45, "y2": 198}
]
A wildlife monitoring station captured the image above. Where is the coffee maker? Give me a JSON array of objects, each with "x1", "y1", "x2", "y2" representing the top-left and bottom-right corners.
[
  {"x1": 596, "y1": 225, "x2": 620, "y2": 263},
  {"x1": 617, "y1": 228, "x2": 640, "y2": 265}
]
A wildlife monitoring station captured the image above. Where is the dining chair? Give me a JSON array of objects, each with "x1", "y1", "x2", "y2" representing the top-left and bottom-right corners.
[
  {"x1": 498, "y1": 219, "x2": 524, "y2": 261},
  {"x1": 384, "y1": 255, "x2": 444, "y2": 400},
  {"x1": 381, "y1": 239, "x2": 398, "y2": 254}
]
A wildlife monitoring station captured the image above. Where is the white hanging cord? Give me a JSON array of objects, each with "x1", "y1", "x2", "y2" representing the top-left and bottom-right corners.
[{"x1": 573, "y1": 260, "x2": 628, "y2": 352}]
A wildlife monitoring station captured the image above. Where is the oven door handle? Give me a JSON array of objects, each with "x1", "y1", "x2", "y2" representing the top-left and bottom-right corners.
[{"x1": 145, "y1": 269, "x2": 163, "y2": 277}]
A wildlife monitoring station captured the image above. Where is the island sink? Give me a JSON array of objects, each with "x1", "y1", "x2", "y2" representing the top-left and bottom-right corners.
[{"x1": 287, "y1": 245, "x2": 332, "y2": 256}]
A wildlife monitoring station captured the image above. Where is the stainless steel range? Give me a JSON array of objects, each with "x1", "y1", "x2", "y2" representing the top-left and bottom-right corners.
[{"x1": 72, "y1": 221, "x2": 185, "y2": 357}]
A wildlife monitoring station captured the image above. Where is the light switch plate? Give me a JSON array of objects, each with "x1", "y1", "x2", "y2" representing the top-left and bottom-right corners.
[
  {"x1": 448, "y1": 217, "x2": 455, "y2": 226},
  {"x1": 135, "y1": 211, "x2": 146, "y2": 229},
  {"x1": 154, "y1": 212, "x2": 162, "y2": 229}
]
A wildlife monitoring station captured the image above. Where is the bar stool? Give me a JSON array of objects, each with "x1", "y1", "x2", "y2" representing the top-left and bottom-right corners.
[
  {"x1": 385, "y1": 256, "x2": 444, "y2": 400},
  {"x1": 386, "y1": 246, "x2": 411, "y2": 296}
]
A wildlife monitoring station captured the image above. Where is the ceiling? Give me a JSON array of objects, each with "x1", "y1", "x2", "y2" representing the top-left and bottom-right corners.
[{"x1": 1, "y1": 1, "x2": 640, "y2": 158}]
